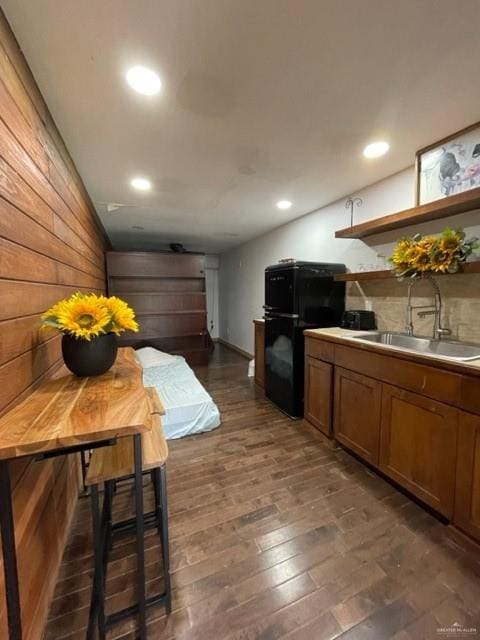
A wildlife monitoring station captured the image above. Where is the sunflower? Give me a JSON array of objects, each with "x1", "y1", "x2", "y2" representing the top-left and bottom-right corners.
[
  {"x1": 429, "y1": 249, "x2": 455, "y2": 273},
  {"x1": 53, "y1": 293, "x2": 111, "y2": 340},
  {"x1": 389, "y1": 226, "x2": 478, "y2": 280},
  {"x1": 405, "y1": 236, "x2": 437, "y2": 273},
  {"x1": 41, "y1": 292, "x2": 139, "y2": 340},
  {"x1": 389, "y1": 237, "x2": 414, "y2": 274},
  {"x1": 438, "y1": 227, "x2": 464, "y2": 255},
  {"x1": 102, "y1": 296, "x2": 139, "y2": 335}
]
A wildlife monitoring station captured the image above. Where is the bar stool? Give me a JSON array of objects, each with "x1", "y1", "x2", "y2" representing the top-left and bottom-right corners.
[{"x1": 85, "y1": 388, "x2": 171, "y2": 639}]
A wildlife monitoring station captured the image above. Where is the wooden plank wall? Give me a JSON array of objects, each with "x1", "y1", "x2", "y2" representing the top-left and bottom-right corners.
[{"x1": 0, "y1": 9, "x2": 107, "y2": 638}]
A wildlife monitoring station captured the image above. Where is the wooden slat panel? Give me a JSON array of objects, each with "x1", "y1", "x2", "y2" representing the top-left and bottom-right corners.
[
  {"x1": 0, "y1": 76, "x2": 48, "y2": 174},
  {"x1": 0, "y1": 9, "x2": 107, "y2": 638},
  {"x1": 0, "y1": 281, "x2": 103, "y2": 322},
  {"x1": 0, "y1": 156, "x2": 54, "y2": 231},
  {"x1": 123, "y1": 313, "x2": 206, "y2": 340},
  {"x1": 106, "y1": 251, "x2": 205, "y2": 278},
  {"x1": 0, "y1": 336, "x2": 62, "y2": 410},
  {"x1": 121, "y1": 292, "x2": 206, "y2": 313},
  {"x1": 0, "y1": 119, "x2": 103, "y2": 264},
  {"x1": 0, "y1": 42, "x2": 105, "y2": 247},
  {"x1": 109, "y1": 276, "x2": 205, "y2": 293},
  {"x1": 0, "y1": 315, "x2": 53, "y2": 368},
  {"x1": 0, "y1": 197, "x2": 104, "y2": 282},
  {"x1": 0, "y1": 237, "x2": 103, "y2": 288}
]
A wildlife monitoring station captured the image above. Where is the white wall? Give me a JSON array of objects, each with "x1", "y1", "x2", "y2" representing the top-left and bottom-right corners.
[
  {"x1": 205, "y1": 254, "x2": 220, "y2": 339},
  {"x1": 219, "y1": 167, "x2": 480, "y2": 354}
]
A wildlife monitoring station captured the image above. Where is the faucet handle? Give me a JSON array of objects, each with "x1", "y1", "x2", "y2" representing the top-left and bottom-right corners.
[{"x1": 435, "y1": 327, "x2": 451, "y2": 339}]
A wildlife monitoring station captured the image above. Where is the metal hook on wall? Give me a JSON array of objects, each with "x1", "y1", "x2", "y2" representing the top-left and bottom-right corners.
[{"x1": 345, "y1": 196, "x2": 363, "y2": 227}]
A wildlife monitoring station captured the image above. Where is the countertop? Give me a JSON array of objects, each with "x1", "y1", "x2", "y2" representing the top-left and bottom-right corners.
[{"x1": 304, "y1": 327, "x2": 480, "y2": 376}]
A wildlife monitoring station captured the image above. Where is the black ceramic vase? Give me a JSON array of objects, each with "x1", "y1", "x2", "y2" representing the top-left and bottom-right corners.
[{"x1": 62, "y1": 333, "x2": 118, "y2": 377}]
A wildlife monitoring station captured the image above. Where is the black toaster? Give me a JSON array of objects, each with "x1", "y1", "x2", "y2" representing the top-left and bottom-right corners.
[{"x1": 340, "y1": 310, "x2": 376, "y2": 331}]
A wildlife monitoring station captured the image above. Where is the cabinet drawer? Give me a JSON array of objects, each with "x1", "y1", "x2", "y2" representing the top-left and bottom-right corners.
[
  {"x1": 379, "y1": 384, "x2": 458, "y2": 518},
  {"x1": 334, "y1": 344, "x2": 463, "y2": 408},
  {"x1": 305, "y1": 337, "x2": 334, "y2": 362}
]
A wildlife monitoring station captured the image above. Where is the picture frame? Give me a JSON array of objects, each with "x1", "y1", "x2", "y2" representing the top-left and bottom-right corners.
[{"x1": 415, "y1": 121, "x2": 480, "y2": 206}]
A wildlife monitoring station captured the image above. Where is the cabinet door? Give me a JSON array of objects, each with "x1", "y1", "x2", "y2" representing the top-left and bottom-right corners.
[
  {"x1": 304, "y1": 356, "x2": 332, "y2": 436},
  {"x1": 380, "y1": 384, "x2": 458, "y2": 518},
  {"x1": 334, "y1": 367, "x2": 382, "y2": 465},
  {"x1": 454, "y1": 412, "x2": 480, "y2": 540},
  {"x1": 254, "y1": 323, "x2": 265, "y2": 388}
]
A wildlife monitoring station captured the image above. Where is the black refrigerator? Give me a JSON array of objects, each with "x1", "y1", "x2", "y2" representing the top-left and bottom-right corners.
[{"x1": 264, "y1": 261, "x2": 346, "y2": 418}]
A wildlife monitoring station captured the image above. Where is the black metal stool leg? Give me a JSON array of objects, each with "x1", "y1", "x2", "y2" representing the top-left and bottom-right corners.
[
  {"x1": 133, "y1": 434, "x2": 147, "y2": 638},
  {"x1": 80, "y1": 450, "x2": 89, "y2": 494},
  {"x1": 103, "y1": 480, "x2": 114, "y2": 557},
  {"x1": 159, "y1": 465, "x2": 172, "y2": 614},
  {"x1": 153, "y1": 468, "x2": 161, "y2": 535},
  {"x1": 88, "y1": 484, "x2": 106, "y2": 640}
]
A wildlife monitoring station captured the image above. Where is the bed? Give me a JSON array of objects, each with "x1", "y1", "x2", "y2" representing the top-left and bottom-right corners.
[{"x1": 135, "y1": 347, "x2": 221, "y2": 440}]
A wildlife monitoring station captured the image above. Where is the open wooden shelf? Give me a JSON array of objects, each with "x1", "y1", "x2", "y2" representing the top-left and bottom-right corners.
[
  {"x1": 335, "y1": 187, "x2": 480, "y2": 239},
  {"x1": 335, "y1": 260, "x2": 480, "y2": 282}
]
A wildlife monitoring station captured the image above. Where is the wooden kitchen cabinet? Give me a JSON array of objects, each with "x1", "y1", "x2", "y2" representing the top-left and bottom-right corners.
[
  {"x1": 334, "y1": 367, "x2": 382, "y2": 465},
  {"x1": 455, "y1": 412, "x2": 480, "y2": 539},
  {"x1": 380, "y1": 384, "x2": 458, "y2": 518},
  {"x1": 254, "y1": 320, "x2": 265, "y2": 388},
  {"x1": 304, "y1": 356, "x2": 333, "y2": 435}
]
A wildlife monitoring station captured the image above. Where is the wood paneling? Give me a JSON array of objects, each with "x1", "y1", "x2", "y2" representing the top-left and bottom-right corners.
[
  {"x1": 107, "y1": 252, "x2": 209, "y2": 365},
  {"x1": 107, "y1": 251, "x2": 205, "y2": 278},
  {"x1": 253, "y1": 321, "x2": 265, "y2": 388},
  {"x1": 380, "y1": 385, "x2": 458, "y2": 518},
  {"x1": 0, "y1": 9, "x2": 107, "y2": 639},
  {"x1": 121, "y1": 292, "x2": 206, "y2": 314},
  {"x1": 455, "y1": 412, "x2": 480, "y2": 540},
  {"x1": 304, "y1": 356, "x2": 333, "y2": 436},
  {"x1": 334, "y1": 367, "x2": 382, "y2": 465}
]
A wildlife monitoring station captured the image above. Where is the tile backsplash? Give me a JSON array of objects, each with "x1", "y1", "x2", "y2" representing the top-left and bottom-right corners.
[{"x1": 346, "y1": 273, "x2": 480, "y2": 344}]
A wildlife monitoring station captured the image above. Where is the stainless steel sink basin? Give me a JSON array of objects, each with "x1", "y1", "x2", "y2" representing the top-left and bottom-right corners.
[{"x1": 350, "y1": 332, "x2": 480, "y2": 362}]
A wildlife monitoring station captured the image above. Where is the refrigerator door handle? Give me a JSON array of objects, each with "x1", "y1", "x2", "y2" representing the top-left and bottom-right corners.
[{"x1": 265, "y1": 312, "x2": 299, "y2": 319}]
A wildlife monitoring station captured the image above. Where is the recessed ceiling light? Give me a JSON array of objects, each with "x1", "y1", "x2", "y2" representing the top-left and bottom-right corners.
[
  {"x1": 130, "y1": 177, "x2": 151, "y2": 191},
  {"x1": 276, "y1": 200, "x2": 292, "y2": 210},
  {"x1": 126, "y1": 65, "x2": 162, "y2": 96},
  {"x1": 363, "y1": 141, "x2": 390, "y2": 158}
]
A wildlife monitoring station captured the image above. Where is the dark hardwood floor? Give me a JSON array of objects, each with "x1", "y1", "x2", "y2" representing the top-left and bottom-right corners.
[{"x1": 45, "y1": 345, "x2": 480, "y2": 639}]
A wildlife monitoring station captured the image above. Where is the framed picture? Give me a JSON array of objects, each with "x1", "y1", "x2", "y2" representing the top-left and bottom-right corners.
[{"x1": 415, "y1": 121, "x2": 480, "y2": 205}]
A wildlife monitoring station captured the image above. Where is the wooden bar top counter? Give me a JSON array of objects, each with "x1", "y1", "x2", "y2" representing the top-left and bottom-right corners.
[
  {"x1": 0, "y1": 347, "x2": 154, "y2": 640},
  {"x1": 0, "y1": 348, "x2": 152, "y2": 461}
]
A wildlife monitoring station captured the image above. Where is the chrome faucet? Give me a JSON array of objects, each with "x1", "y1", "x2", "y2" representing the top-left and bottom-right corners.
[{"x1": 405, "y1": 276, "x2": 451, "y2": 340}]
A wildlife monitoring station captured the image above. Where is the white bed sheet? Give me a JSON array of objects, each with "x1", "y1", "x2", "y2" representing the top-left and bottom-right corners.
[{"x1": 140, "y1": 354, "x2": 221, "y2": 440}]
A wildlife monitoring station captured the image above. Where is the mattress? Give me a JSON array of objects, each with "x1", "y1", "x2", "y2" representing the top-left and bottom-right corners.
[{"x1": 138, "y1": 350, "x2": 221, "y2": 440}]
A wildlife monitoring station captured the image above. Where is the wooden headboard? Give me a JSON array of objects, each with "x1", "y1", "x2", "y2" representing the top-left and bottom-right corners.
[{"x1": 106, "y1": 251, "x2": 209, "y2": 365}]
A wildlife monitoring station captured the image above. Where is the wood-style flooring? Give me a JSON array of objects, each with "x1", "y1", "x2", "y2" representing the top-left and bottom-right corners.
[{"x1": 45, "y1": 345, "x2": 480, "y2": 640}]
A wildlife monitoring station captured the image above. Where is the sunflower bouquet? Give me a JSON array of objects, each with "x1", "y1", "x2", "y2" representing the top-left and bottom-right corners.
[
  {"x1": 389, "y1": 227, "x2": 479, "y2": 280},
  {"x1": 41, "y1": 292, "x2": 139, "y2": 340}
]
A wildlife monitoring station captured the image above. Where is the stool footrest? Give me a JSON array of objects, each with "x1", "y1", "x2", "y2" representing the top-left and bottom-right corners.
[
  {"x1": 111, "y1": 510, "x2": 159, "y2": 536},
  {"x1": 106, "y1": 592, "x2": 169, "y2": 628}
]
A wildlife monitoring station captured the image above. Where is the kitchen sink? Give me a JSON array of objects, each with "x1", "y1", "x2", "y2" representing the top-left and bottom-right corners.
[{"x1": 350, "y1": 332, "x2": 480, "y2": 362}]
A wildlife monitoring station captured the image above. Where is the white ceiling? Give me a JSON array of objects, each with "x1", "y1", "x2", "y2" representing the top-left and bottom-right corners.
[{"x1": 3, "y1": 0, "x2": 480, "y2": 253}]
